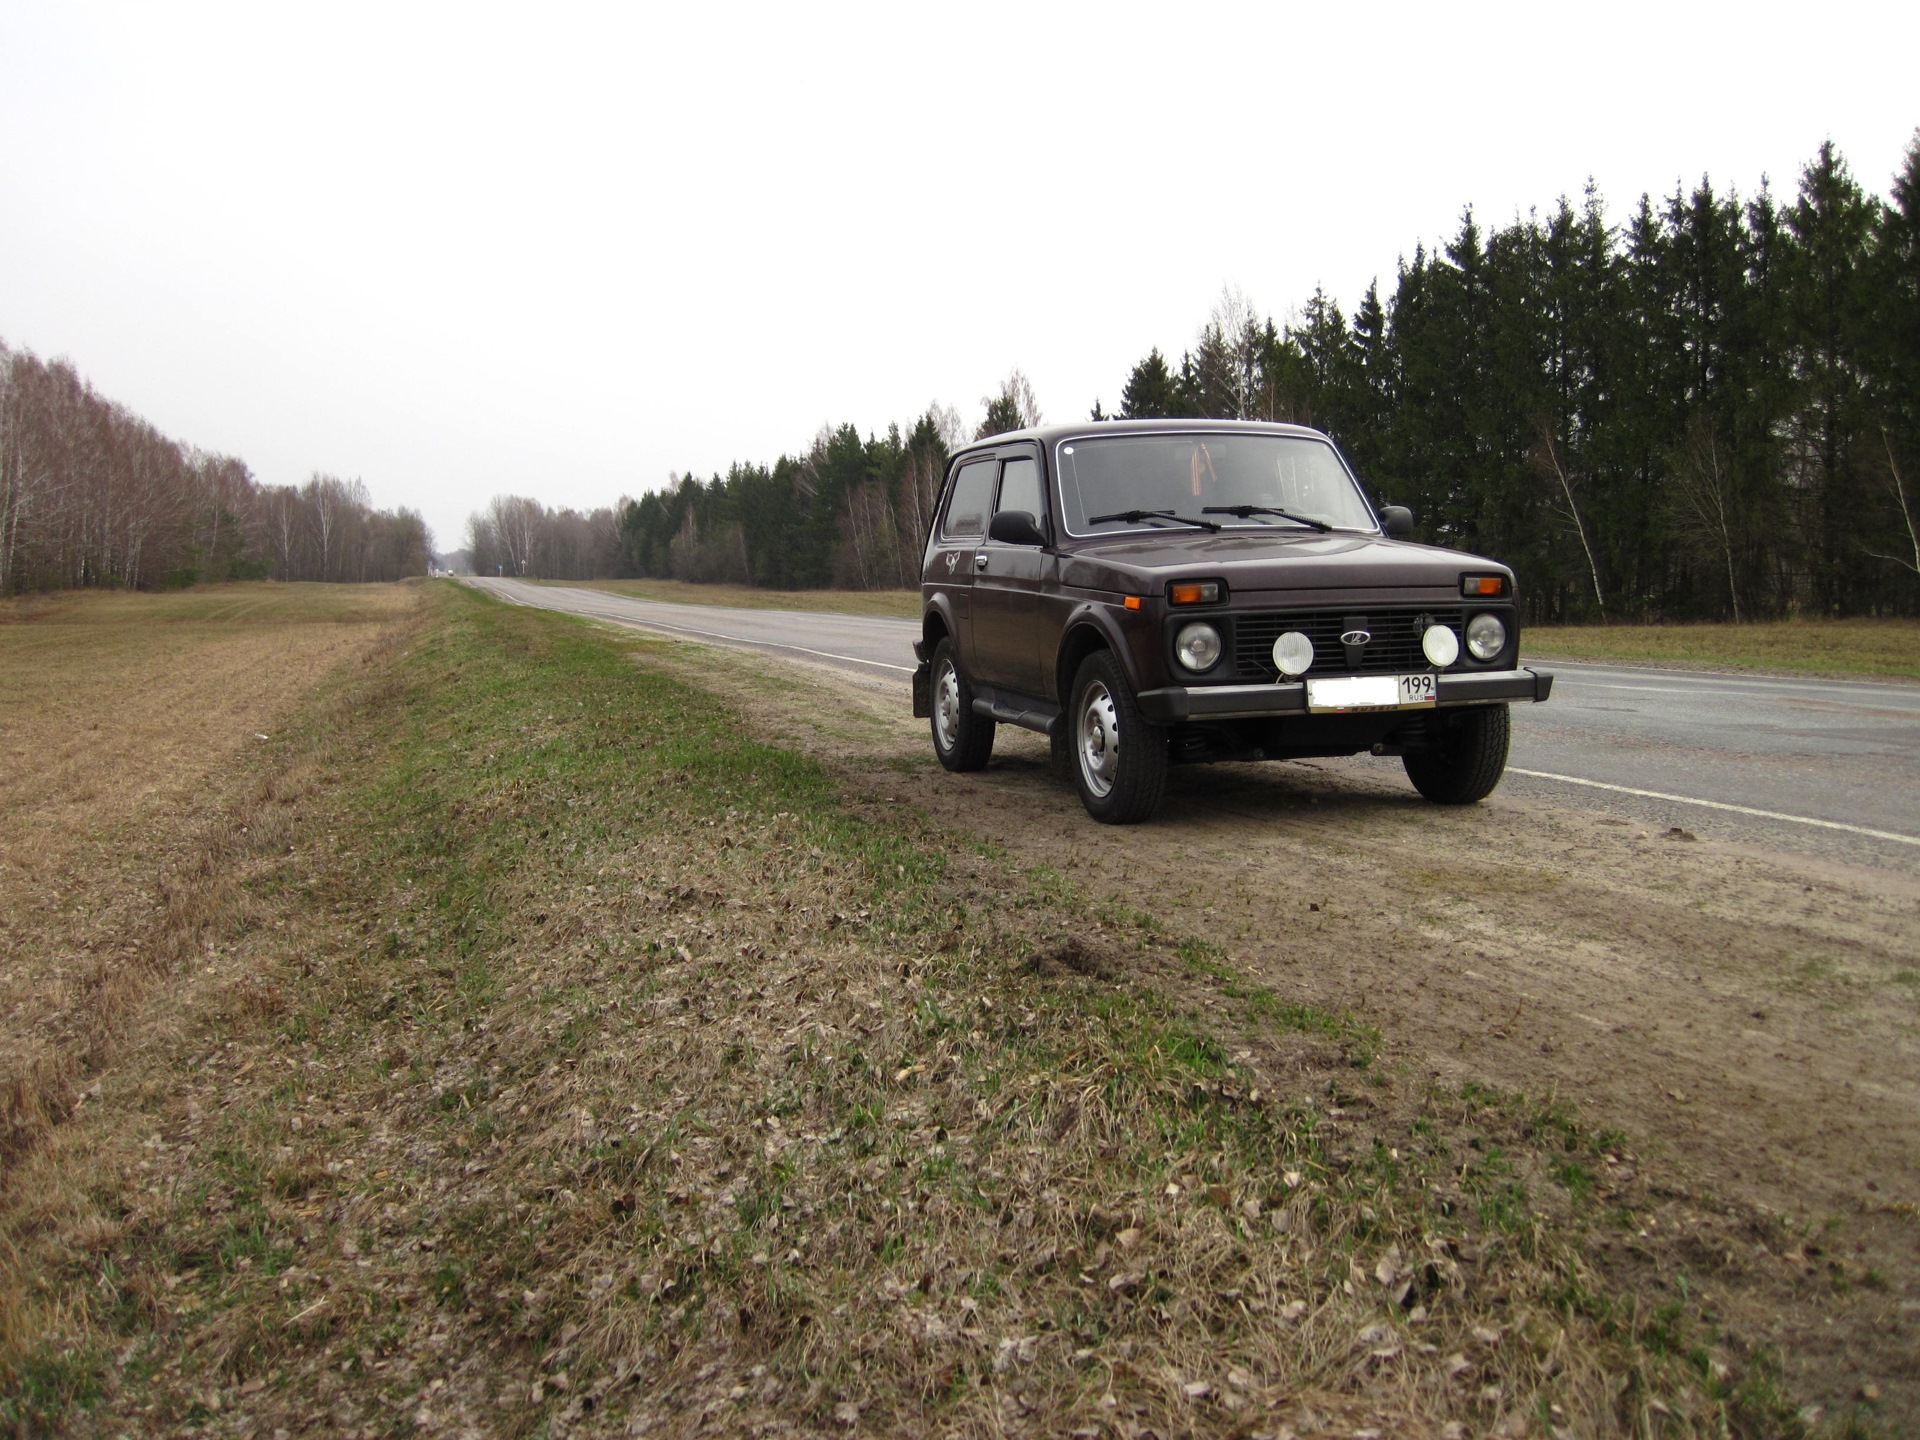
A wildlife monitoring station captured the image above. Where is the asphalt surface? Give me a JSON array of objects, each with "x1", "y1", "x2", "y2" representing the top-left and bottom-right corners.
[
  {"x1": 470, "y1": 579, "x2": 920, "y2": 674},
  {"x1": 468, "y1": 577, "x2": 1920, "y2": 868}
]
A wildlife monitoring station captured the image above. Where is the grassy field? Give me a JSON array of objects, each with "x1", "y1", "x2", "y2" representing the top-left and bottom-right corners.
[
  {"x1": 0, "y1": 583, "x2": 1874, "y2": 1436},
  {"x1": 0, "y1": 583, "x2": 417, "y2": 1165},
  {"x1": 1527, "y1": 617, "x2": 1920, "y2": 680}
]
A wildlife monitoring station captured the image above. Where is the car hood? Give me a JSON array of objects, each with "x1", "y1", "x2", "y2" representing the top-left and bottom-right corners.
[{"x1": 1056, "y1": 529, "x2": 1507, "y2": 595}]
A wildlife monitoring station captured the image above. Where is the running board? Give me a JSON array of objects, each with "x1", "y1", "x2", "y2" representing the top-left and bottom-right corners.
[{"x1": 970, "y1": 690, "x2": 1061, "y2": 736}]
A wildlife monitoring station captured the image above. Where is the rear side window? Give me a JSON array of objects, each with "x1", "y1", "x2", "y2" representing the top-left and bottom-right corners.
[
  {"x1": 942, "y1": 459, "x2": 997, "y2": 538},
  {"x1": 996, "y1": 458, "x2": 1042, "y2": 520}
]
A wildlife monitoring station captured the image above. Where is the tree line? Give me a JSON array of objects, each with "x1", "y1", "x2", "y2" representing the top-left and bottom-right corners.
[
  {"x1": 0, "y1": 342, "x2": 431, "y2": 595},
  {"x1": 467, "y1": 384, "x2": 1043, "y2": 592},
  {"x1": 479, "y1": 134, "x2": 1916, "y2": 623},
  {"x1": 1103, "y1": 137, "x2": 1919, "y2": 622},
  {"x1": 463, "y1": 494, "x2": 627, "y2": 583},
  {"x1": 466, "y1": 401, "x2": 986, "y2": 590}
]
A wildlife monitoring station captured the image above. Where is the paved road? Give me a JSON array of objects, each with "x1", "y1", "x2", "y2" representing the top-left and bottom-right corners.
[
  {"x1": 1498, "y1": 661, "x2": 1920, "y2": 865},
  {"x1": 468, "y1": 578, "x2": 1920, "y2": 866},
  {"x1": 471, "y1": 579, "x2": 920, "y2": 674}
]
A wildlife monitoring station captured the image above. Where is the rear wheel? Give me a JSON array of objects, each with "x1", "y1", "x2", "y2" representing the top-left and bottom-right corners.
[
  {"x1": 930, "y1": 638, "x2": 995, "y2": 771},
  {"x1": 1403, "y1": 703, "x2": 1510, "y2": 804},
  {"x1": 1068, "y1": 651, "x2": 1168, "y2": 824}
]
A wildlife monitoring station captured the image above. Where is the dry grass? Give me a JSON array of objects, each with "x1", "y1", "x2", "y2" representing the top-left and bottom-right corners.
[
  {"x1": 0, "y1": 582, "x2": 413, "y2": 842},
  {"x1": 1526, "y1": 616, "x2": 1920, "y2": 679},
  {"x1": 0, "y1": 582, "x2": 415, "y2": 1199},
  {"x1": 0, "y1": 587, "x2": 1843, "y2": 1437},
  {"x1": 536, "y1": 577, "x2": 920, "y2": 619}
]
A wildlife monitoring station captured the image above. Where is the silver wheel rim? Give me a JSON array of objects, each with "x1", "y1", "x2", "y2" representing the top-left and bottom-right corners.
[
  {"x1": 934, "y1": 658, "x2": 962, "y2": 752},
  {"x1": 1077, "y1": 679, "x2": 1120, "y2": 798}
]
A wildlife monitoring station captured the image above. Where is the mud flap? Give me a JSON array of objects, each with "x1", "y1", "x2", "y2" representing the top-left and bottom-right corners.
[{"x1": 911, "y1": 662, "x2": 931, "y2": 719}]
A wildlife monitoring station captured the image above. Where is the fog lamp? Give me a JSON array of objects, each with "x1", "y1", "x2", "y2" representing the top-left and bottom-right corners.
[
  {"x1": 1422, "y1": 624, "x2": 1460, "y2": 668},
  {"x1": 1272, "y1": 631, "x2": 1313, "y2": 677}
]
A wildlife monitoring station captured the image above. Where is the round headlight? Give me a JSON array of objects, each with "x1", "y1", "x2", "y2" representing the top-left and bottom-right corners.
[
  {"x1": 1422, "y1": 623, "x2": 1459, "y2": 668},
  {"x1": 1272, "y1": 630, "x2": 1313, "y2": 677},
  {"x1": 1175, "y1": 622, "x2": 1222, "y2": 672},
  {"x1": 1466, "y1": 612, "x2": 1507, "y2": 661}
]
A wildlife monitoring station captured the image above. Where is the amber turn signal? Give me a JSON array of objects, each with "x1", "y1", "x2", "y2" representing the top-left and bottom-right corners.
[
  {"x1": 1168, "y1": 581, "x2": 1223, "y2": 605},
  {"x1": 1123, "y1": 595, "x2": 1142, "y2": 610},
  {"x1": 1460, "y1": 574, "x2": 1508, "y2": 598}
]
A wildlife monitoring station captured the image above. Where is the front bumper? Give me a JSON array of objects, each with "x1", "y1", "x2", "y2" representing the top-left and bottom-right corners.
[{"x1": 1135, "y1": 667, "x2": 1554, "y2": 725}]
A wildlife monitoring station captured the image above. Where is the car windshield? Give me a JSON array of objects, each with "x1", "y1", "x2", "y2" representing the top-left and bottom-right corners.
[{"x1": 1055, "y1": 433, "x2": 1377, "y2": 534}]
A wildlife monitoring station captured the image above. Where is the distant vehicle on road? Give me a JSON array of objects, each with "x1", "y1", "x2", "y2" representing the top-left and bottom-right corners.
[{"x1": 912, "y1": 419, "x2": 1554, "y2": 822}]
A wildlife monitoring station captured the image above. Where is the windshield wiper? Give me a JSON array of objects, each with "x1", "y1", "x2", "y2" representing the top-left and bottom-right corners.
[
  {"x1": 1201, "y1": 504, "x2": 1333, "y2": 532},
  {"x1": 1087, "y1": 508, "x2": 1222, "y2": 532}
]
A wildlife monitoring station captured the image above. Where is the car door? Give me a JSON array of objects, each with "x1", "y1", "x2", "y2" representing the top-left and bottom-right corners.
[
  {"x1": 970, "y1": 446, "x2": 1051, "y2": 695},
  {"x1": 927, "y1": 456, "x2": 998, "y2": 659}
]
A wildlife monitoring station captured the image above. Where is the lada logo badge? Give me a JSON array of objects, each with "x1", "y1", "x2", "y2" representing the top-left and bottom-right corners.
[{"x1": 1340, "y1": 629, "x2": 1371, "y2": 646}]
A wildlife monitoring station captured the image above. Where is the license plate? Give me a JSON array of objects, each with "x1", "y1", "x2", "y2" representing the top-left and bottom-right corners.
[{"x1": 1305, "y1": 673, "x2": 1437, "y2": 712}]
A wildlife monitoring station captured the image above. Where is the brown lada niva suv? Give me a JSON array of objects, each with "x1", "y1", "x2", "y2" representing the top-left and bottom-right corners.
[{"x1": 911, "y1": 419, "x2": 1553, "y2": 823}]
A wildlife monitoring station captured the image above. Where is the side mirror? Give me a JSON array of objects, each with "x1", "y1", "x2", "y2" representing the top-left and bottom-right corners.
[
  {"x1": 988, "y1": 509, "x2": 1049, "y2": 547},
  {"x1": 1379, "y1": 505, "x2": 1414, "y2": 538}
]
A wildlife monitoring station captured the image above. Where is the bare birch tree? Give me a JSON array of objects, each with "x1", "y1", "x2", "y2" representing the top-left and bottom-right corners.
[
  {"x1": 978, "y1": 371, "x2": 1043, "y2": 437},
  {"x1": 895, "y1": 443, "x2": 943, "y2": 586},
  {"x1": 1201, "y1": 285, "x2": 1265, "y2": 420},
  {"x1": 485, "y1": 494, "x2": 541, "y2": 576},
  {"x1": 1535, "y1": 427, "x2": 1608, "y2": 620},
  {"x1": 1862, "y1": 428, "x2": 1920, "y2": 577},
  {"x1": 0, "y1": 342, "x2": 28, "y2": 593},
  {"x1": 837, "y1": 483, "x2": 899, "y2": 590},
  {"x1": 304, "y1": 473, "x2": 348, "y2": 581},
  {"x1": 1671, "y1": 421, "x2": 1744, "y2": 621}
]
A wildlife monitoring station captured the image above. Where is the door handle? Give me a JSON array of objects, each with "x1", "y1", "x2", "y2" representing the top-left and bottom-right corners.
[{"x1": 974, "y1": 554, "x2": 989, "y2": 571}]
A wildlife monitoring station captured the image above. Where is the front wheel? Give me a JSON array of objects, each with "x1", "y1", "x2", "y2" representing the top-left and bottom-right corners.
[
  {"x1": 1068, "y1": 651, "x2": 1168, "y2": 824},
  {"x1": 930, "y1": 638, "x2": 995, "y2": 772},
  {"x1": 1402, "y1": 704, "x2": 1510, "y2": 804}
]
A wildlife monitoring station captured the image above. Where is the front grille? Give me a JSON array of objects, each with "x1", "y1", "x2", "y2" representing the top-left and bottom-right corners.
[{"x1": 1233, "y1": 607, "x2": 1469, "y2": 680}]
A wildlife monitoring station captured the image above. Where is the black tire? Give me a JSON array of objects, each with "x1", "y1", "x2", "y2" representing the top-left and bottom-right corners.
[
  {"x1": 1403, "y1": 703, "x2": 1510, "y2": 804},
  {"x1": 930, "y1": 638, "x2": 995, "y2": 772},
  {"x1": 1067, "y1": 650, "x2": 1168, "y2": 824}
]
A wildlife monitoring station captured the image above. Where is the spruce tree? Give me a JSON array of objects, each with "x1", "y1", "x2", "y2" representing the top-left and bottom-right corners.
[
  {"x1": 1118, "y1": 348, "x2": 1180, "y2": 418},
  {"x1": 1782, "y1": 142, "x2": 1879, "y2": 611},
  {"x1": 1862, "y1": 133, "x2": 1920, "y2": 594}
]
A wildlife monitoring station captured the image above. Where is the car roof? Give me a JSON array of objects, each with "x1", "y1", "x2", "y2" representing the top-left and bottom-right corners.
[{"x1": 954, "y1": 417, "x2": 1333, "y2": 457}]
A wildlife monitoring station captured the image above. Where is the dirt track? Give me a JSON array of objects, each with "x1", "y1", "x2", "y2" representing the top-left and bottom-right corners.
[{"x1": 655, "y1": 642, "x2": 1920, "y2": 1413}]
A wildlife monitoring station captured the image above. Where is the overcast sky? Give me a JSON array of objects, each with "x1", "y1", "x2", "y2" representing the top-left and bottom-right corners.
[{"x1": 4, "y1": 3, "x2": 1916, "y2": 553}]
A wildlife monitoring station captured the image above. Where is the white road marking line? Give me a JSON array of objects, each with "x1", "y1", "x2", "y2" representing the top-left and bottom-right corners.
[
  {"x1": 586, "y1": 611, "x2": 918, "y2": 673},
  {"x1": 1562, "y1": 678, "x2": 1920, "y2": 714},
  {"x1": 1542, "y1": 660, "x2": 1914, "y2": 692},
  {"x1": 1507, "y1": 768, "x2": 1920, "y2": 847},
  {"x1": 474, "y1": 583, "x2": 917, "y2": 672},
  {"x1": 1570, "y1": 682, "x2": 1750, "y2": 696}
]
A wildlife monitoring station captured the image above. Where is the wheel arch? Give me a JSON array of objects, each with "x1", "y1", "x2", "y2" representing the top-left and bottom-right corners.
[
  {"x1": 921, "y1": 595, "x2": 957, "y2": 658},
  {"x1": 1054, "y1": 607, "x2": 1140, "y2": 711}
]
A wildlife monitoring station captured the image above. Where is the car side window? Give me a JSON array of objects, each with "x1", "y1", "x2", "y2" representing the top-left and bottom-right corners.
[
  {"x1": 996, "y1": 457, "x2": 1042, "y2": 521},
  {"x1": 942, "y1": 459, "x2": 998, "y2": 539}
]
